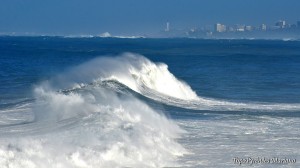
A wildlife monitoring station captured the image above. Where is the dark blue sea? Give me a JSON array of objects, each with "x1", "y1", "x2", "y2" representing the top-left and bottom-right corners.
[{"x1": 0, "y1": 36, "x2": 299, "y2": 167}]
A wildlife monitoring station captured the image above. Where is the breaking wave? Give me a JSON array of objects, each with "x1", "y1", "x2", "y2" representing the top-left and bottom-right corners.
[
  {"x1": 0, "y1": 53, "x2": 190, "y2": 168},
  {"x1": 1, "y1": 53, "x2": 300, "y2": 168},
  {"x1": 55, "y1": 53, "x2": 300, "y2": 112}
]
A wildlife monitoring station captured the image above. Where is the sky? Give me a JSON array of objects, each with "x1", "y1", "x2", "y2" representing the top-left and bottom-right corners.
[{"x1": 0, "y1": 0, "x2": 299, "y2": 36}]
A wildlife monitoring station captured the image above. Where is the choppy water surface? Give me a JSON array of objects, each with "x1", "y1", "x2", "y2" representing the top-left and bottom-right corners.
[{"x1": 0, "y1": 37, "x2": 300, "y2": 167}]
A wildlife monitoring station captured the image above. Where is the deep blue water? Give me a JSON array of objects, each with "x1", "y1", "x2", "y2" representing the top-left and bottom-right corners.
[
  {"x1": 1, "y1": 37, "x2": 300, "y2": 167},
  {"x1": 1, "y1": 36, "x2": 300, "y2": 105}
]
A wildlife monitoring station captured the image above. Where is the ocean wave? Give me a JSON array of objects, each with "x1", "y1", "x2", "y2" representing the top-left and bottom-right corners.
[
  {"x1": 2, "y1": 53, "x2": 300, "y2": 167},
  {"x1": 0, "y1": 54, "x2": 188, "y2": 168},
  {"x1": 51, "y1": 53, "x2": 300, "y2": 112}
]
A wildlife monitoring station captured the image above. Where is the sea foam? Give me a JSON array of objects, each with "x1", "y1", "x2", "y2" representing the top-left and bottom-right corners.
[{"x1": 0, "y1": 54, "x2": 188, "y2": 168}]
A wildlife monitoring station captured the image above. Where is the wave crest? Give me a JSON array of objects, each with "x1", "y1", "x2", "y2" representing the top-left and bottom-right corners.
[{"x1": 0, "y1": 53, "x2": 190, "y2": 168}]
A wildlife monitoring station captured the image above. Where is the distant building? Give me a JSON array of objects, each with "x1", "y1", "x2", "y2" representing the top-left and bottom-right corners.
[
  {"x1": 165, "y1": 22, "x2": 170, "y2": 32},
  {"x1": 297, "y1": 21, "x2": 300, "y2": 27},
  {"x1": 245, "y1": 26, "x2": 253, "y2": 31},
  {"x1": 215, "y1": 23, "x2": 226, "y2": 32},
  {"x1": 260, "y1": 24, "x2": 267, "y2": 31},
  {"x1": 275, "y1": 20, "x2": 286, "y2": 28},
  {"x1": 235, "y1": 25, "x2": 245, "y2": 32}
]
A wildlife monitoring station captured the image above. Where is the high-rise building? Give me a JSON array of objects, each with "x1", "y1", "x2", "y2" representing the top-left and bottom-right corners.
[
  {"x1": 260, "y1": 24, "x2": 267, "y2": 31},
  {"x1": 165, "y1": 22, "x2": 170, "y2": 32},
  {"x1": 275, "y1": 20, "x2": 286, "y2": 28},
  {"x1": 215, "y1": 23, "x2": 226, "y2": 32},
  {"x1": 297, "y1": 21, "x2": 300, "y2": 27}
]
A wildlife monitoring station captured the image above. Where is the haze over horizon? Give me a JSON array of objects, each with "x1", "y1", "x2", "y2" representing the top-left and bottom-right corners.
[{"x1": 0, "y1": 0, "x2": 299, "y2": 36}]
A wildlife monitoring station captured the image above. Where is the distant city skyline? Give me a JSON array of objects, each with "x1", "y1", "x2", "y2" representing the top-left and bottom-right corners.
[
  {"x1": 0, "y1": 0, "x2": 299, "y2": 36},
  {"x1": 182, "y1": 19, "x2": 300, "y2": 39},
  {"x1": 210, "y1": 20, "x2": 299, "y2": 32}
]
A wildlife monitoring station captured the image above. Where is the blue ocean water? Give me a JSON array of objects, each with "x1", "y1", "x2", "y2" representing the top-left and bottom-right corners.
[{"x1": 0, "y1": 36, "x2": 299, "y2": 167}]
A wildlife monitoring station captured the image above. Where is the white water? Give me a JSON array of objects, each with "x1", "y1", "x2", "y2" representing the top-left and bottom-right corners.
[
  {"x1": 54, "y1": 52, "x2": 198, "y2": 101},
  {"x1": 177, "y1": 115, "x2": 300, "y2": 168},
  {"x1": 114, "y1": 54, "x2": 300, "y2": 112},
  {"x1": 1, "y1": 53, "x2": 300, "y2": 168},
  {"x1": 53, "y1": 53, "x2": 300, "y2": 112},
  {"x1": 0, "y1": 54, "x2": 191, "y2": 168},
  {"x1": 0, "y1": 89, "x2": 186, "y2": 168}
]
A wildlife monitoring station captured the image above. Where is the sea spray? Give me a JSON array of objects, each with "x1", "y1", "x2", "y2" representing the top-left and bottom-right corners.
[{"x1": 0, "y1": 54, "x2": 188, "y2": 168}]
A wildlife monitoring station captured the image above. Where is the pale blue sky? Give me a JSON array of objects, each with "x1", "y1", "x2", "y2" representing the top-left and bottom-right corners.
[{"x1": 0, "y1": 0, "x2": 299, "y2": 35}]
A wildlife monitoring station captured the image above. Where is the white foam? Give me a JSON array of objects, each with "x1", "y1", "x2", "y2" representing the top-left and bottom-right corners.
[
  {"x1": 176, "y1": 116, "x2": 300, "y2": 167},
  {"x1": 99, "y1": 32, "x2": 111, "y2": 38},
  {"x1": 48, "y1": 53, "x2": 198, "y2": 101},
  {"x1": 0, "y1": 67, "x2": 187, "y2": 167},
  {"x1": 129, "y1": 59, "x2": 198, "y2": 100},
  {"x1": 45, "y1": 53, "x2": 300, "y2": 112},
  {"x1": 96, "y1": 54, "x2": 300, "y2": 111},
  {"x1": 2, "y1": 53, "x2": 300, "y2": 167}
]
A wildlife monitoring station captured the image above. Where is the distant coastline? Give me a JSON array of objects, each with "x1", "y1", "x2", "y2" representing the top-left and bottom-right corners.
[{"x1": 0, "y1": 34, "x2": 299, "y2": 42}]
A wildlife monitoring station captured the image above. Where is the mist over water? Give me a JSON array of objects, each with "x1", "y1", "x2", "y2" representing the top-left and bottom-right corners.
[{"x1": 0, "y1": 54, "x2": 190, "y2": 168}]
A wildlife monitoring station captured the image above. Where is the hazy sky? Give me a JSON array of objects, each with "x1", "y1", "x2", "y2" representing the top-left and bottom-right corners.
[{"x1": 0, "y1": 0, "x2": 299, "y2": 35}]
